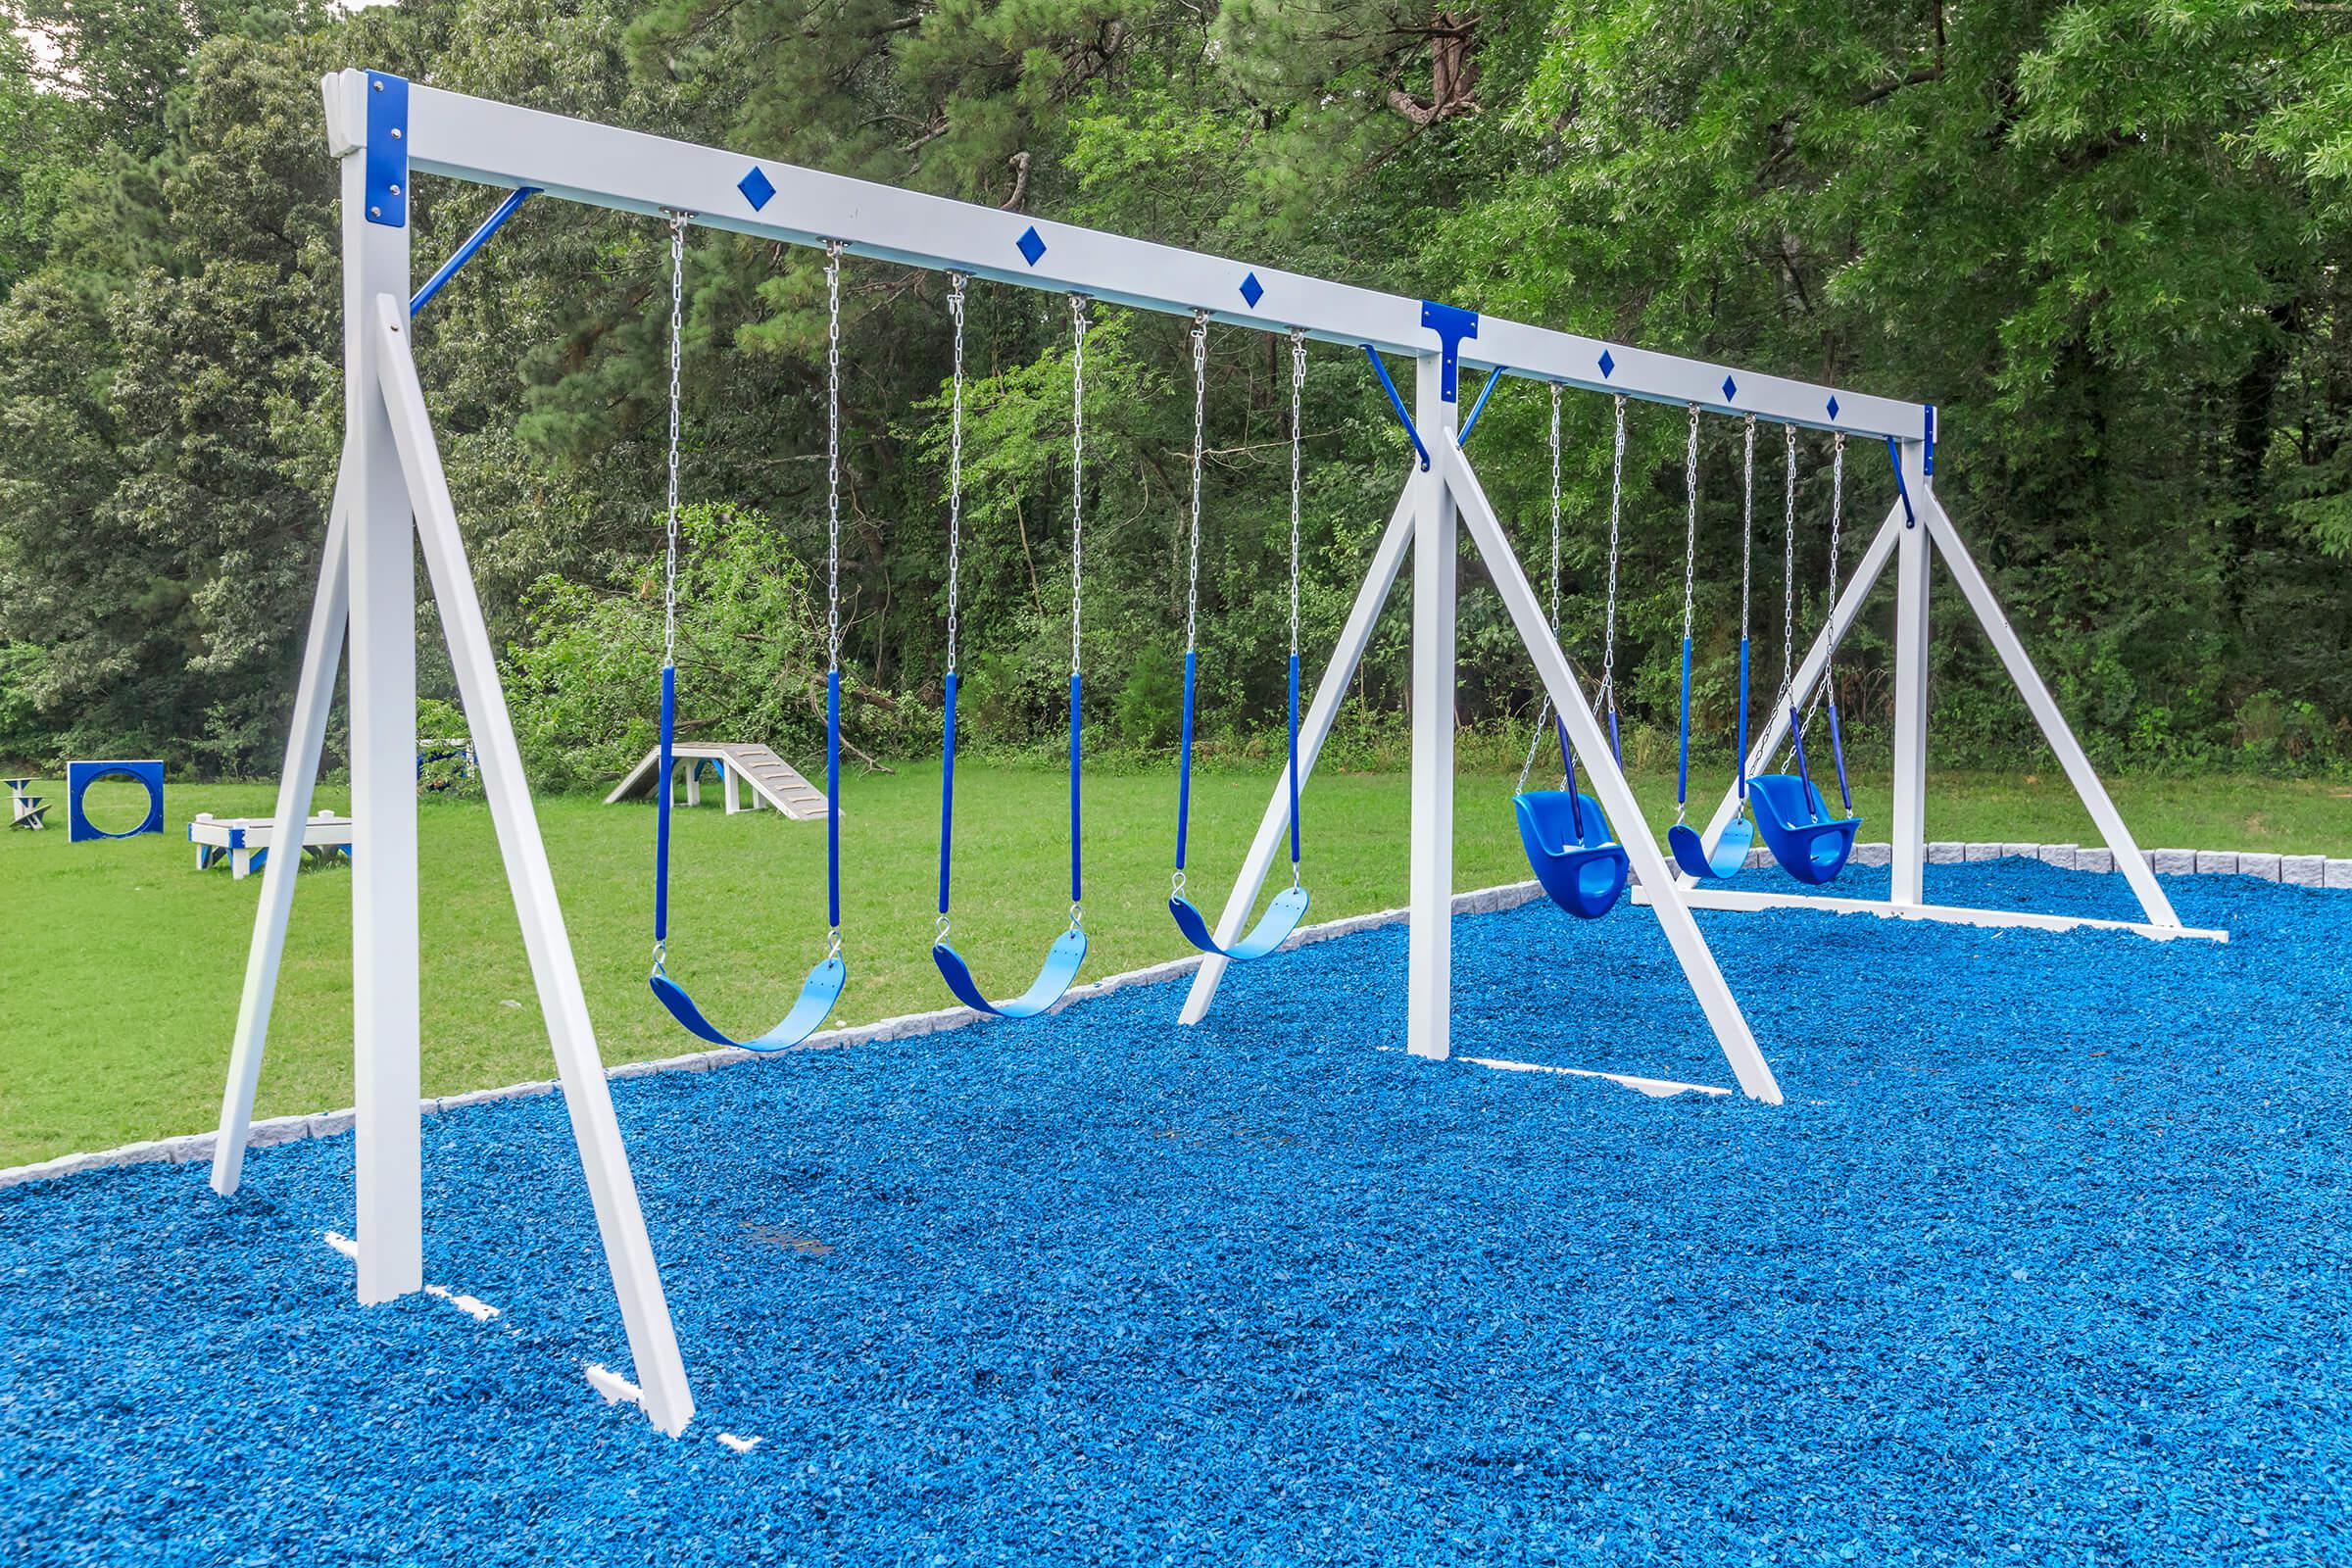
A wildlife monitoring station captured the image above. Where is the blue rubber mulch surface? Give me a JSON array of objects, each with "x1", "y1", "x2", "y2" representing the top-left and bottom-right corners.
[{"x1": 3, "y1": 861, "x2": 2348, "y2": 1566}]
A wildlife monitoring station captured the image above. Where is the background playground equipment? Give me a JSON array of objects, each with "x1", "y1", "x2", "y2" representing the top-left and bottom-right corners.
[
  {"x1": 66, "y1": 760, "x2": 164, "y2": 844},
  {"x1": 190, "y1": 811, "x2": 355, "y2": 880},
  {"x1": 416, "y1": 736, "x2": 476, "y2": 791},
  {"x1": 604, "y1": 742, "x2": 830, "y2": 820},
  {"x1": 206, "y1": 69, "x2": 2226, "y2": 1440},
  {"x1": 6, "y1": 777, "x2": 46, "y2": 831}
]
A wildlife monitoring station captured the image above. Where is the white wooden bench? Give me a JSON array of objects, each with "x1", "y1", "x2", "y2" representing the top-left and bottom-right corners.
[{"x1": 190, "y1": 811, "x2": 355, "y2": 878}]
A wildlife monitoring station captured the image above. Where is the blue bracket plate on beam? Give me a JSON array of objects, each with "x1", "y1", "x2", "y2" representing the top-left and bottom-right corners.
[
  {"x1": 365, "y1": 72, "x2": 409, "y2": 228},
  {"x1": 1923, "y1": 404, "x2": 1936, "y2": 475},
  {"x1": 1420, "y1": 301, "x2": 1479, "y2": 403}
]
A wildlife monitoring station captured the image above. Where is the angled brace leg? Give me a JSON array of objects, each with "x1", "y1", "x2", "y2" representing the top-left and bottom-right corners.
[
  {"x1": 1443, "y1": 430, "x2": 1780, "y2": 1103},
  {"x1": 1919, "y1": 486, "x2": 2182, "y2": 929},
  {"x1": 212, "y1": 465, "x2": 353, "y2": 1197},
  {"x1": 371, "y1": 294, "x2": 695, "y2": 1437}
]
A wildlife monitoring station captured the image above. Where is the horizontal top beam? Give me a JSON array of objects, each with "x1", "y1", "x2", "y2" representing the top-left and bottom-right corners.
[{"x1": 325, "y1": 69, "x2": 1930, "y2": 441}]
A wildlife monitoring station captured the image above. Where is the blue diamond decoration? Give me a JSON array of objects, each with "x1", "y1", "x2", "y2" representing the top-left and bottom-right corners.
[
  {"x1": 1723, "y1": 375, "x2": 1738, "y2": 402},
  {"x1": 1826, "y1": 395, "x2": 1840, "y2": 420},
  {"x1": 1597, "y1": 350, "x2": 1615, "y2": 379},
  {"x1": 738, "y1": 166, "x2": 775, "y2": 212},
  {"x1": 1239, "y1": 271, "x2": 1264, "y2": 309},
  {"x1": 1015, "y1": 225, "x2": 1047, "y2": 267}
]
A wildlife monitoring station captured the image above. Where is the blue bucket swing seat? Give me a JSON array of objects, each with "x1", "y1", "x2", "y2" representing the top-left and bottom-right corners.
[
  {"x1": 1515, "y1": 762, "x2": 1630, "y2": 919},
  {"x1": 1747, "y1": 710, "x2": 1861, "y2": 886},
  {"x1": 1506, "y1": 384, "x2": 1630, "y2": 921}
]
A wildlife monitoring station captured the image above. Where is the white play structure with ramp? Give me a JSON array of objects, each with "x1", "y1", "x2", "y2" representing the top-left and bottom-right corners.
[{"x1": 604, "y1": 743, "x2": 831, "y2": 820}]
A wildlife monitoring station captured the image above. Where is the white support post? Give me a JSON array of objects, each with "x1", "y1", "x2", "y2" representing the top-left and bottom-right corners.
[
  {"x1": 1918, "y1": 482, "x2": 2182, "y2": 929},
  {"x1": 1178, "y1": 478, "x2": 1417, "y2": 1026},
  {"x1": 212, "y1": 470, "x2": 351, "y2": 1196},
  {"x1": 373, "y1": 295, "x2": 695, "y2": 1435},
  {"x1": 1406, "y1": 358, "x2": 1458, "y2": 1061},
  {"x1": 683, "y1": 760, "x2": 702, "y2": 808},
  {"x1": 723, "y1": 763, "x2": 742, "y2": 815},
  {"x1": 342, "y1": 129, "x2": 422, "y2": 1307},
  {"x1": 1443, "y1": 432, "x2": 1778, "y2": 1101},
  {"x1": 1889, "y1": 440, "x2": 1933, "y2": 906}
]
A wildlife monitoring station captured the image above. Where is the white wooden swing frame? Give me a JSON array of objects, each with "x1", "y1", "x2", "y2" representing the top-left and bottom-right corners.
[{"x1": 210, "y1": 70, "x2": 2220, "y2": 1438}]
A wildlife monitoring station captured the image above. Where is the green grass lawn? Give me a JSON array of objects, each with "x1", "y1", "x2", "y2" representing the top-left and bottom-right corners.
[{"x1": 3, "y1": 761, "x2": 2345, "y2": 1165}]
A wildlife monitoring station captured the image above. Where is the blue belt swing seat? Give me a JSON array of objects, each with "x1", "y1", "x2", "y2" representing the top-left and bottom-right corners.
[
  {"x1": 1746, "y1": 426, "x2": 1861, "y2": 886},
  {"x1": 647, "y1": 224, "x2": 847, "y2": 1050},
  {"x1": 1511, "y1": 384, "x2": 1630, "y2": 920},
  {"x1": 1666, "y1": 408, "x2": 1759, "y2": 881},
  {"x1": 1166, "y1": 317, "x2": 1312, "y2": 960},
  {"x1": 930, "y1": 285, "x2": 1090, "y2": 1017}
]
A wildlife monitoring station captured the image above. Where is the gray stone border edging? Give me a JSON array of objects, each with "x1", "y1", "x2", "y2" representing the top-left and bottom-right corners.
[
  {"x1": 5, "y1": 839, "x2": 2341, "y2": 1188},
  {"x1": 1815, "y1": 839, "x2": 2347, "y2": 887}
]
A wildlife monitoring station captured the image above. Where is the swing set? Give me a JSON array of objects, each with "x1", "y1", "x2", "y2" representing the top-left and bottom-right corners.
[{"x1": 204, "y1": 71, "x2": 2226, "y2": 1438}]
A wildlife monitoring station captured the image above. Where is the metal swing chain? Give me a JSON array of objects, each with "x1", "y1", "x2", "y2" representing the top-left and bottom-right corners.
[
  {"x1": 1518, "y1": 383, "x2": 1566, "y2": 794},
  {"x1": 1289, "y1": 326, "x2": 1305, "y2": 662},
  {"x1": 1675, "y1": 402, "x2": 1699, "y2": 824},
  {"x1": 1172, "y1": 308, "x2": 1208, "y2": 904},
  {"x1": 1067, "y1": 292, "x2": 1088, "y2": 929},
  {"x1": 823, "y1": 238, "x2": 846, "y2": 958},
  {"x1": 654, "y1": 211, "x2": 689, "y2": 977},
  {"x1": 938, "y1": 273, "x2": 968, "y2": 947},
  {"x1": 1185, "y1": 309, "x2": 1208, "y2": 658},
  {"x1": 1681, "y1": 403, "x2": 1700, "y2": 651},
  {"x1": 1600, "y1": 394, "x2": 1626, "y2": 729},
  {"x1": 1739, "y1": 414, "x2": 1756, "y2": 803},
  {"x1": 1824, "y1": 431, "x2": 1845, "y2": 698},
  {"x1": 1740, "y1": 415, "x2": 1756, "y2": 650},
  {"x1": 944, "y1": 274, "x2": 967, "y2": 679},
  {"x1": 662, "y1": 214, "x2": 687, "y2": 678},
  {"x1": 824, "y1": 240, "x2": 844, "y2": 678},
  {"x1": 1781, "y1": 421, "x2": 1798, "y2": 720},
  {"x1": 1287, "y1": 325, "x2": 1306, "y2": 890}
]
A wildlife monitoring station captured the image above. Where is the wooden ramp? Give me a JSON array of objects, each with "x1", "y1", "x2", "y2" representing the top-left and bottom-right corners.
[{"x1": 605, "y1": 743, "x2": 831, "y2": 820}]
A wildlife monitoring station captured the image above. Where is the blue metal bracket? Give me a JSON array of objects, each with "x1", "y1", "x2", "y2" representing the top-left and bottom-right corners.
[
  {"x1": 1457, "y1": 366, "x2": 1507, "y2": 446},
  {"x1": 364, "y1": 73, "x2": 409, "y2": 228},
  {"x1": 411, "y1": 187, "x2": 539, "y2": 316},
  {"x1": 1923, "y1": 404, "x2": 1936, "y2": 476},
  {"x1": 1886, "y1": 437, "x2": 1918, "y2": 528},
  {"x1": 1420, "y1": 300, "x2": 1479, "y2": 403},
  {"x1": 1360, "y1": 347, "x2": 1431, "y2": 471}
]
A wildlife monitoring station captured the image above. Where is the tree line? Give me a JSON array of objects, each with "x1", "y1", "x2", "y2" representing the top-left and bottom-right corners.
[{"x1": 4, "y1": 0, "x2": 2349, "y2": 784}]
